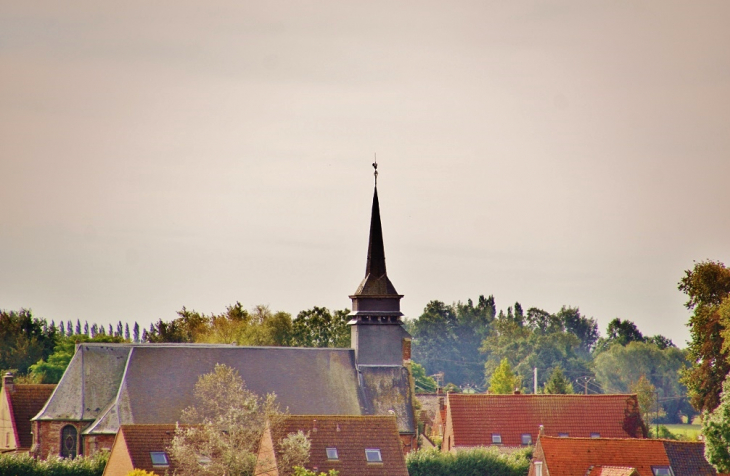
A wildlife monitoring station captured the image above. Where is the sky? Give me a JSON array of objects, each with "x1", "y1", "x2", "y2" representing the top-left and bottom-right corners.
[{"x1": 1, "y1": 1, "x2": 729, "y2": 346}]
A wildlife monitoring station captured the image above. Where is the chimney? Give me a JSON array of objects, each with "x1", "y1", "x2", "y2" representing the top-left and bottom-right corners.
[
  {"x1": 3, "y1": 372, "x2": 14, "y2": 394},
  {"x1": 539, "y1": 425, "x2": 545, "y2": 437},
  {"x1": 438, "y1": 397, "x2": 445, "y2": 412},
  {"x1": 513, "y1": 388, "x2": 521, "y2": 395}
]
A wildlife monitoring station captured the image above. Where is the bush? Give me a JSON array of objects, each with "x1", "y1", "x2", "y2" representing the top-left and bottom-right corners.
[
  {"x1": 0, "y1": 451, "x2": 108, "y2": 476},
  {"x1": 406, "y1": 447, "x2": 532, "y2": 476}
]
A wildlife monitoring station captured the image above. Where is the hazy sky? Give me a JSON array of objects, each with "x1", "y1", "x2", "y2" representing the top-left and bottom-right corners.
[{"x1": 2, "y1": 1, "x2": 729, "y2": 346}]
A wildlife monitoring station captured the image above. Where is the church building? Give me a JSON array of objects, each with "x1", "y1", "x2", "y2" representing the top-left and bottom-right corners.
[{"x1": 31, "y1": 171, "x2": 417, "y2": 458}]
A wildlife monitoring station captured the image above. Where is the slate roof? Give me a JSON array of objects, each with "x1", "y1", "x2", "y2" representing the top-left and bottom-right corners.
[
  {"x1": 663, "y1": 441, "x2": 719, "y2": 476},
  {"x1": 447, "y1": 393, "x2": 645, "y2": 447},
  {"x1": 5, "y1": 384, "x2": 56, "y2": 449},
  {"x1": 112, "y1": 425, "x2": 177, "y2": 475},
  {"x1": 353, "y1": 187, "x2": 399, "y2": 297},
  {"x1": 537, "y1": 437, "x2": 721, "y2": 476},
  {"x1": 34, "y1": 343, "x2": 415, "y2": 435},
  {"x1": 271, "y1": 415, "x2": 408, "y2": 476}
]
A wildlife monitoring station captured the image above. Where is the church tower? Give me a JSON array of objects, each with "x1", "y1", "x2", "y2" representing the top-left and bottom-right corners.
[{"x1": 349, "y1": 162, "x2": 410, "y2": 366}]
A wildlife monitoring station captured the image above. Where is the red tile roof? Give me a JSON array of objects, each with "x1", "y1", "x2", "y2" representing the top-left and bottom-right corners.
[
  {"x1": 588, "y1": 466, "x2": 639, "y2": 476},
  {"x1": 272, "y1": 415, "x2": 408, "y2": 476},
  {"x1": 117, "y1": 425, "x2": 177, "y2": 475},
  {"x1": 538, "y1": 437, "x2": 669, "y2": 476},
  {"x1": 7, "y1": 384, "x2": 56, "y2": 449},
  {"x1": 447, "y1": 393, "x2": 645, "y2": 447}
]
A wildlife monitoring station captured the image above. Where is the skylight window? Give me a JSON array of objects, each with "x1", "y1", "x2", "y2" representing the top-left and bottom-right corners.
[
  {"x1": 492, "y1": 434, "x2": 502, "y2": 445},
  {"x1": 590, "y1": 432, "x2": 600, "y2": 438},
  {"x1": 521, "y1": 434, "x2": 532, "y2": 445},
  {"x1": 558, "y1": 433, "x2": 569, "y2": 438},
  {"x1": 150, "y1": 452, "x2": 169, "y2": 466},
  {"x1": 326, "y1": 448, "x2": 339, "y2": 460},
  {"x1": 365, "y1": 449, "x2": 382, "y2": 462},
  {"x1": 652, "y1": 467, "x2": 673, "y2": 476}
]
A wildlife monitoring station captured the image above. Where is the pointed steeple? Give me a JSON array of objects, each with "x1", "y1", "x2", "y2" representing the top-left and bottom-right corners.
[
  {"x1": 349, "y1": 163, "x2": 402, "y2": 320},
  {"x1": 348, "y1": 163, "x2": 408, "y2": 367}
]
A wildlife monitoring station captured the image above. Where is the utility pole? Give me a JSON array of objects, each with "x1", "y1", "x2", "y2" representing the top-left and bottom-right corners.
[
  {"x1": 534, "y1": 367, "x2": 538, "y2": 394},
  {"x1": 583, "y1": 377, "x2": 589, "y2": 395}
]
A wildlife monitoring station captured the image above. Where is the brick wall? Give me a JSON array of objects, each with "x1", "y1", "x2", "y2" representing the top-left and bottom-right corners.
[
  {"x1": 84, "y1": 434, "x2": 115, "y2": 456},
  {"x1": 33, "y1": 420, "x2": 86, "y2": 459}
]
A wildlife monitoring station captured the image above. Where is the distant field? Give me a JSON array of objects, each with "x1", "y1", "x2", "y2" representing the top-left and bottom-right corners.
[{"x1": 663, "y1": 424, "x2": 702, "y2": 440}]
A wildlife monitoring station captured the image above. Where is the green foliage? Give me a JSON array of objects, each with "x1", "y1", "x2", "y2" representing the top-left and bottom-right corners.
[
  {"x1": 543, "y1": 366, "x2": 574, "y2": 394},
  {"x1": 411, "y1": 362, "x2": 438, "y2": 393},
  {"x1": 148, "y1": 303, "x2": 295, "y2": 346},
  {"x1": 0, "y1": 451, "x2": 108, "y2": 476},
  {"x1": 679, "y1": 260, "x2": 730, "y2": 413},
  {"x1": 170, "y1": 364, "x2": 309, "y2": 476},
  {"x1": 125, "y1": 470, "x2": 156, "y2": 476},
  {"x1": 630, "y1": 375, "x2": 657, "y2": 425},
  {"x1": 648, "y1": 425, "x2": 679, "y2": 440},
  {"x1": 411, "y1": 297, "x2": 495, "y2": 387},
  {"x1": 0, "y1": 309, "x2": 57, "y2": 376},
  {"x1": 482, "y1": 307, "x2": 593, "y2": 393},
  {"x1": 703, "y1": 373, "x2": 730, "y2": 472},
  {"x1": 406, "y1": 447, "x2": 531, "y2": 476},
  {"x1": 593, "y1": 341, "x2": 692, "y2": 423},
  {"x1": 29, "y1": 334, "x2": 126, "y2": 384},
  {"x1": 291, "y1": 307, "x2": 350, "y2": 348},
  {"x1": 489, "y1": 358, "x2": 522, "y2": 394},
  {"x1": 293, "y1": 468, "x2": 338, "y2": 476}
]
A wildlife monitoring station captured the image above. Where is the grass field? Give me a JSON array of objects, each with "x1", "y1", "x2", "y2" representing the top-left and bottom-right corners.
[{"x1": 662, "y1": 424, "x2": 702, "y2": 440}]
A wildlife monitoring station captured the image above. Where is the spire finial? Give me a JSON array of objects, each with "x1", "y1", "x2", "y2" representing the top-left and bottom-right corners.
[{"x1": 372, "y1": 153, "x2": 378, "y2": 187}]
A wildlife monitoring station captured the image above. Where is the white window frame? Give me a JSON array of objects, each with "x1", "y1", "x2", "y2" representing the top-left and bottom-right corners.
[
  {"x1": 326, "y1": 447, "x2": 339, "y2": 460},
  {"x1": 365, "y1": 448, "x2": 382, "y2": 462},
  {"x1": 492, "y1": 434, "x2": 502, "y2": 445}
]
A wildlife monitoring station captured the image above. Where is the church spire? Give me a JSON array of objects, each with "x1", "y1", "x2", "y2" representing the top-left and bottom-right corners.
[{"x1": 350, "y1": 161, "x2": 402, "y2": 307}]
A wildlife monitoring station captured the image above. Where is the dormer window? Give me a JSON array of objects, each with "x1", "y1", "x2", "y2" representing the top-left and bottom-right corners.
[
  {"x1": 326, "y1": 448, "x2": 339, "y2": 460},
  {"x1": 365, "y1": 449, "x2": 382, "y2": 462},
  {"x1": 521, "y1": 434, "x2": 532, "y2": 445},
  {"x1": 652, "y1": 467, "x2": 673, "y2": 476},
  {"x1": 150, "y1": 452, "x2": 169, "y2": 467},
  {"x1": 492, "y1": 434, "x2": 502, "y2": 445}
]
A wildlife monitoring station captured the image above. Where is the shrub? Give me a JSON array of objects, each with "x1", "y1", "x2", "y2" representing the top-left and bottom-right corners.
[
  {"x1": 407, "y1": 446, "x2": 532, "y2": 476},
  {"x1": 0, "y1": 451, "x2": 108, "y2": 476}
]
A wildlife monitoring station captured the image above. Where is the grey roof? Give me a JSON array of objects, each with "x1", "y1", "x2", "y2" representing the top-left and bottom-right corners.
[
  {"x1": 663, "y1": 441, "x2": 718, "y2": 476},
  {"x1": 34, "y1": 343, "x2": 132, "y2": 421},
  {"x1": 35, "y1": 343, "x2": 415, "y2": 435}
]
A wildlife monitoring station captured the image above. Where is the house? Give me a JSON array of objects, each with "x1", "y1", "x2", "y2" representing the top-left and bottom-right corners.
[
  {"x1": 0, "y1": 372, "x2": 55, "y2": 453},
  {"x1": 529, "y1": 436, "x2": 722, "y2": 476},
  {"x1": 31, "y1": 176, "x2": 418, "y2": 459},
  {"x1": 102, "y1": 425, "x2": 177, "y2": 476},
  {"x1": 441, "y1": 393, "x2": 647, "y2": 452},
  {"x1": 256, "y1": 415, "x2": 408, "y2": 476}
]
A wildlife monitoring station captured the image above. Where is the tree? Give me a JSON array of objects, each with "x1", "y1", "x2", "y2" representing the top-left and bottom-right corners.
[
  {"x1": 679, "y1": 260, "x2": 730, "y2": 412},
  {"x1": 290, "y1": 307, "x2": 350, "y2": 348},
  {"x1": 133, "y1": 322, "x2": 140, "y2": 342},
  {"x1": 411, "y1": 296, "x2": 495, "y2": 387},
  {"x1": 593, "y1": 341, "x2": 693, "y2": 423},
  {"x1": 169, "y1": 364, "x2": 309, "y2": 476},
  {"x1": 488, "y1": 358, "x2": 522, "y2": 394},
  {"x1": 630, "y1": 375, "x2": 656, "y2": 427},
  {"x1": 0, "y1": 309, "x2": 56, "y2": 376},
  {"x1": 703, "y1": 373, "x2": 730, "y2": 472},
  {"x1": 29, "y1": 334, "x2": 126, "y2": 383},
  {"x1": 411, "y1": 362, "x2": 438, "y2": 393},
  {"x1": 544, "y1": 366, "x2": 574, "y2": 394}
]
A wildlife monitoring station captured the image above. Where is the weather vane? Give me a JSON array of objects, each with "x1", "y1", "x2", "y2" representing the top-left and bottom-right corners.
[{"x1": 372, "y1": 153, "x2": 378, "y2": 186}]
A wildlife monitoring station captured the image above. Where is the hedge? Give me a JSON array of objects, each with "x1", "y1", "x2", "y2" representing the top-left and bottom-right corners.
[
  {"x1": 0, "y1": 452, "x2": 108, "y2": 476},
  {"x1": 407, "y1": 447, "x2": 532, "y2": 476}
]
